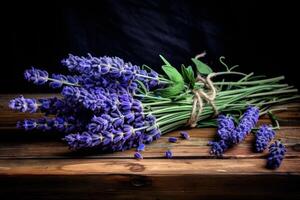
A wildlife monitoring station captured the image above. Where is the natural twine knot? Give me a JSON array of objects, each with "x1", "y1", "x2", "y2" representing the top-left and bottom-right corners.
[{"x1": 187, "y1": 73, "x2": 219, "y2": 127}]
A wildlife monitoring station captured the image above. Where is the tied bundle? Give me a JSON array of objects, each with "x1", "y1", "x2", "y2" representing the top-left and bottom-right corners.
[{"x1": 9, "y1": 54, "x2": 299, "y2": 152}]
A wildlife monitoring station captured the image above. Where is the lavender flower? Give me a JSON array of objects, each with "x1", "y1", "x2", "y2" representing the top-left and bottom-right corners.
[
  {"x1": 87, "y1": 115, "x2": 112, "y2": 132},
  {"x1": 17, "y1": 118, "x2": 51, "y2": 131},
  {"x1": 209, "y1": 108, "x2": 258, "y2": 157},
  {"x1": 168, "y1": 137, "x2": 177, "y2": 143},
  {"x1": 9, "y1": 96, "x2": 38, "y2": 113},
  {"x1": 267, "y1": 140, "x2": 286, "y2": 169},
  {"x1": 24, "y1": 67, "x2": 48, "y2": 85},
  {"x1": 61, "y1": 54, "x2": 161, "y2": 93},
  {"x1": 61, "y1": 86, "x2": 85, "y2": 102},
  {"x1": 165, "y1": 150, "x2": 173, "y2": 158},
  {"x1": 230, "y1": 106, "x2": 259, "y2": 144},
  {"x1": 134, "y1": 152, "x2": 143, "y2": 159},
  {"x1": 17, "y1": 119, "x2": 37, "y2": 130},
  {"x1": 64, "y1": 117, "x2": 147, "y2": 151},
  {"x1": 208, "y1": 140, "x2": 228, "y2": 157},
  {"x1": 64, "y1": 132, "x2": 102, "y2": 150},
  {"x1": 255, "y1": 125, "x2": 276, "y2": 152},
  {"x1": 217, "y1": 115, "x2": 235, "y2": 141},
  {"x1": 180, "y1": 131, "x2": 190, "y2": 140},
  {"x1": 143, "y1": 127, "x2": 161, "y2": 144},
  {"x1": 17, "y1": 117, "x2": 79, "y2": 133}
]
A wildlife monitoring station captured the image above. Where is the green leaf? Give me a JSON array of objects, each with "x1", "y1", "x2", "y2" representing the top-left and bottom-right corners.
[
  {"x1": 160, "y1": 56, "x2": 184, "y2": 84},
  {"x1": 186, "y1": 65, "x2": 195, "y2": 86},
  {"x1": 192, "y1": 58, "x2": 213, "y2": 75},
  {"x1": 154, "y1": 83, "x2": 185, "y2": 98},
  {"x1": 181, "y1": 64, "x2": 195, "y2": 88},
  {"x1": 159, "y1": 55, "x2": 172, "y2": 66},
  {"x1": 162, "y1": 65, "x2": 184, "y2": 84},
  {"x1": 155, "y1": 55, "x2": 185, "y2": 97}
]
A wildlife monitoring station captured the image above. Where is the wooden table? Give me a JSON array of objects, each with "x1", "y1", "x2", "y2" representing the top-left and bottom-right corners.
[{"x1": 0, "y1": 94, "x2": 300, "y2": 199}]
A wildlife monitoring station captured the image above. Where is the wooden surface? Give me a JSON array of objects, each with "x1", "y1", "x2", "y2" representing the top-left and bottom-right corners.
[{"x1": 0, "y1": 94, "x2": 300, "y2": 200}]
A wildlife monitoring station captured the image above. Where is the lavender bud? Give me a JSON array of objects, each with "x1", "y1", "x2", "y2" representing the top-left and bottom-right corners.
[
  {"x1": 180, "y1": 131, "x2": 190, "y2": 140},
  {"x1": 136, "y1": 143, "x2": 145, "y2": 151},
  {"x1": 168, "y1": 137, "x2": 177, "y2": 143},
  {"x1": 165, "y1": 150, "x2": 173, "y2": 159},
  {"x1": 24, "y1": 67, "x2": 48, "y2": 85},
  {"x1": 134, "y1": 152, "x2": 143, "y2": 159}
]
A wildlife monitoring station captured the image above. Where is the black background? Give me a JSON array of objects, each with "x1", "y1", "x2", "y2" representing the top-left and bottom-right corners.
[{"x1": 1, "y1": 0, "x2": 299, "y2": 93}]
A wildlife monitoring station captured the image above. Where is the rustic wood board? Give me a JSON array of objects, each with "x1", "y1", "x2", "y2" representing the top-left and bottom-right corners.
[{"x1": 0, "y1": 94, "x2": 300, "y2": 199}]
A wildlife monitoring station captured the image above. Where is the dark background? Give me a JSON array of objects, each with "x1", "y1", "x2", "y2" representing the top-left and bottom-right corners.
[{"x1": 1, "y1": 0, "x2": 299, "y2": 92}]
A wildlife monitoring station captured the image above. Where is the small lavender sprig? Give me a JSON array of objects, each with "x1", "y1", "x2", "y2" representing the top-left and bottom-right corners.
[
  {"x1": 217, "y1": 115, "x2": 235, "y2": 141},
  {"x1": 17, "y1": 117, "x2": 81, "y2": 133},
  {"x1": 209, "y1": 106, "x2": 259, "y2": 157},
  {"x1": 9, "y1": 95, "x2": 38, "y2": 113},
  {"x1": 24, "y1": 67, "x2": 49, "y2": 85},
  {"x1": 230, "y1": 106, "x2": 259, "y2": 144},
  {"x1": 208, "y1": 140, "x2": 229, "y2": 157},
  {"x1": 255, "y1": 125, "x2": 276, "y2": 152},
  {"x1": 24, "y1": 67, "x2": 80, "y2": 88},
  {"x1": 267, "y1": 140, "x2": 286, "y2": 169}
]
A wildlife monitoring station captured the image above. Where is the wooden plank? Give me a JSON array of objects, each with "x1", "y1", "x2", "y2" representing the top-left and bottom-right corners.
[
  {"x1": 0, "y1": 159, "x2": 299, "y2": 199},
  {"x1": 0, "y1": 174, "x2": 299, "y2": 200},
  {"x1": 0, "y1": 158, "x2": 299, "y2": 175},
  {"x1": 0, "y1": 127, "x2": 299, "y2": 159}
]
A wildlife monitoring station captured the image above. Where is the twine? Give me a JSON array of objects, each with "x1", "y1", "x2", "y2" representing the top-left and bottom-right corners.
[{"x1": 187, "y1": 73, "x2": 218, "y2": 127}]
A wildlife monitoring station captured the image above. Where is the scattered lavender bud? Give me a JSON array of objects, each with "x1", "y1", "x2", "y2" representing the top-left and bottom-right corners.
[
  {"x1": 165, "y1": 150, "x2": 173, "y2": 159},
  {"x1": 168, "y1": 137, "x2": 178, "y2": 143},
  {"x1": 134, "y1": 152, "x2": 143, "y2": 159},
  {"x1": 180, "y1": 131, "x2": 190, "y2": 140}
]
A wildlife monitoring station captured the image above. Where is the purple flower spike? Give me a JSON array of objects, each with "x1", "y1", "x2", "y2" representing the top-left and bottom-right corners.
[
  {"x1": 17, "y1": 119, "x2": 37, "y2": 130},
  {"x1": 267, "y1": 140, "x2": 286, "y2": 169},
  {"x1": 180, "y1": 131, "x2": 190, "y2": 140},
  {"x1": 134, "y1": 152, "x2": 143, "y2": 159},
  {"x1": 165, "y1": 150, "x2": 173, "y2": 158},
  {"x1": 24, "y1": 67, "x2": 49, "y2": 85},
  {"x1": 9, "y1": 96, "x2": 38, "y2": 113},
  {"x1": 168, "y1": 137, "x2": 177, "y2": 143},
  {"x1": 230, "y1": 106, "x2": 259, "y2": 144},
  {"x1": 208, "y1": 140, "x2": 228, "y2": 157},
  {"x1": 217, "y1": 115, "x2": 235, "y2": 141},
  {"x1": 255, "y1": 125, "x2": 276, "y2": 152},
  {"x1": 64, "y1": 132, "x2": 102, "y2": 150}
]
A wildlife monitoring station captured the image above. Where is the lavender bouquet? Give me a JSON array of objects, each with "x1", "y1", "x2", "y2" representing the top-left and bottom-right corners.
[{"x1": 9, "y1": 54, "x2": 299, "y2": 153}]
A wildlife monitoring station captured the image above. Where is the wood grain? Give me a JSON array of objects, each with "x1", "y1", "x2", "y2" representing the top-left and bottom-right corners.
[{"x1": 0, "y1": 94, "x2": 300, "y2": 199}]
